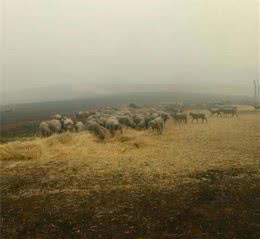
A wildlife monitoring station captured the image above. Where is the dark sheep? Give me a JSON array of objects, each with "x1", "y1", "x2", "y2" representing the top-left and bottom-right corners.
[
  {"x1": 189, "y1": 112, "x2": 207, "y2": 123},
  {"x1": 219, "y1": 107, "x2": 238, "y2": 118},
  {"x1": 208, "y1": 108, "x2": 222, "y2": 117},
  {"x1": 172, "y1": 113, "x2": 188, "y2": 124}
]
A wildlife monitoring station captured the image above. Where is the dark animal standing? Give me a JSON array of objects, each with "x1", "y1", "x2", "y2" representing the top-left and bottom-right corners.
[
  {"x1": 171, "y1": 113, "x2": 188, "y2": 124},
  {"x1": 220, "y1": 107, "x2": 238, "y2": 118},
  {"x1": 148, "y1": 117, "x2": 164, "y2": 134},
  {"x1": 208, "y1": 108, "x2": 222, "y2": 117},
  {"x1": 189, "y1": 112, "x2": 207, "y2": 123}
]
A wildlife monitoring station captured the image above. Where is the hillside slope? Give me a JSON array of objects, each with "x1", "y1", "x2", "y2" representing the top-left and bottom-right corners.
[{"x1": 1, "y1": 112, "x2": 260, "y2": 238}]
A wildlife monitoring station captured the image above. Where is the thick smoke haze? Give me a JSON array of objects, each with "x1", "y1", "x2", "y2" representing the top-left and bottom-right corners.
[{"x1": 1, "y1": 0, "x2": 259, "y2": 104}]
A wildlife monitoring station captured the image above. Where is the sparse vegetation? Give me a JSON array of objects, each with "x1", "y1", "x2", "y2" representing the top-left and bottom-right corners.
[{"x1": 1, "y1": 108, "x2": 259, "y2": 238}]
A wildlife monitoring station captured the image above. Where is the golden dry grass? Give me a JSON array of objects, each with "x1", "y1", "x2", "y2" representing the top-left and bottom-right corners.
[
  {"x1": 1, "y1": 109, "x2": 260, "y2": 238},
  {"x1": 1, "y1": 110, "x2": 259, "y2": 192}
]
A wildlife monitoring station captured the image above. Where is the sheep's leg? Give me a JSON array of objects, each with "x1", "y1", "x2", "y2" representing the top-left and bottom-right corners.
[{"x1": 158, "y1": 126, "x2": 162, "y2": 134}]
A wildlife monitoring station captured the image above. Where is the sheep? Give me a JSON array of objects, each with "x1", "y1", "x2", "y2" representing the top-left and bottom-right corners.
[
  {"x1": 172, "y1": 113, "x2": 188, "y2": 124},
  {"x1": 151, "y1": 113, "x2": 160, "y2": 120},
  {"x1": 189, "y1": 112, "x2": 207, "y2": 123},
  {"x1": 219, "y1": 107, "x2": 238, "y2": 118},
  {"x1": 148, "y1": 117, "x2": 165, "y2": 134},
  {"x1": 39, "y1": 119, "x2": 63, "y2": 137},
  {"x1": 61, "y1": 117, "x2": 75, "y2": 132},
  {"x1": 208, "y1": 108, "x2": 222, "y2": 117},
  {"x1": 157, "y1": 111, "x2": 170, "y2": 122},
  {"x1": 39, "y1": 122, "x2": 52, "y2": 137},
  {"x1": 75, "y1": 111, "x2": 93, "y2": 123},
  {"x1": 136, "y1": 119, "x2": 146, "y2": 130},
  {"x1": 86, "y1": 121, "x2": 108, "y2": 141},
  {"x1": 47, "y1": 119, "x2": 63, "y2": 133},
  {"x1": 96, "y1": 117, "x2": 107, "y2": 127},
  {"x1": 75, "y1": 121, "x2": 86, "y2": 132},
  {"x1": 133, "y1": 114, "x2": 144, "y2": 125},
  {"x1": 105, "y1": 117, "x2": 123, "y2": 136},
  {"x1": 117, "y1": 116, "x2": 136, "y2": 128}
]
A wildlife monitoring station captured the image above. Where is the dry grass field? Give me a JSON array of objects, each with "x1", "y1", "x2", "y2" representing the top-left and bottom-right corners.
[{"x1": 1, "y1": 108, "x2": 260, "y2": 238}]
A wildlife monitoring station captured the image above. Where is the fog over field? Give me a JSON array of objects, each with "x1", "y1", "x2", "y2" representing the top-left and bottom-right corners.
[
  {"x1": 1, "y1": 0, "x2": 259, "y2": 104},
  {"x1": 1, "y1": 2, "x2": 260, "y2": 238}
]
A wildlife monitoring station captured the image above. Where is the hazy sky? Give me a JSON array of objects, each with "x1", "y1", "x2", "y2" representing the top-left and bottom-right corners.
[{"x1": 1, "y1": 0, "x2": 259, "y2": 99}]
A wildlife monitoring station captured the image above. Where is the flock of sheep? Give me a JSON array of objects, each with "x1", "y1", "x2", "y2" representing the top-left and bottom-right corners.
[
  {"x1": 39, "y1": 106, "x2": 168, "y2": 140},
  {"x1": 39, "y1": 104, "x2": 238, "y2": 141}
]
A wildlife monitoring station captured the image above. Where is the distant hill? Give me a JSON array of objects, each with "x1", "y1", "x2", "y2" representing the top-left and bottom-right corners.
[
  {"x1": 0, "y1": 91, "x2": 251, "y2": 126},
  {"x1": 1, "y1": 82, "x2": 252, "y2": 105}
]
